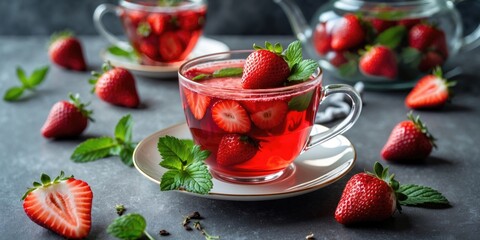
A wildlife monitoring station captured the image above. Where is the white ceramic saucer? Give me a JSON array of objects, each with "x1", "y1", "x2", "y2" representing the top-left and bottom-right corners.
[
  {"x1": 133, "y1": 123, "x2": 356, "y2": 201},
  {"x1": 100, "y1": 37, "x2": 230, "y2": 78}
]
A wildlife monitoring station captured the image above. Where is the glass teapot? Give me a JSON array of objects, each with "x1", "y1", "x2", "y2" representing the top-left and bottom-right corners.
[{"x1": 275, "y1": 0, "x2": 480, "y2": 89}]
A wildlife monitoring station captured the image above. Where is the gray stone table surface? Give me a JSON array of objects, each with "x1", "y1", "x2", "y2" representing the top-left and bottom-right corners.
[{"x1": 1, "y1": 35, "x2": 479, "y2": 239}]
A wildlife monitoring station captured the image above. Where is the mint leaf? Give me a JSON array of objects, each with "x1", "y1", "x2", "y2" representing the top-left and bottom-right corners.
[
  {"x1": 160, "y1": 169, "x2": 182, "y2": 191},
  {"x1": 16, "y1": 67, "x2": 29, "y2": 87},
  {"x1": 288, "y1": 90, "x2": 314, "y2": 111},
  {"x1": 107, "y1": 46, "x2": 138, "y2": 61},
  {"x1": 115, "y1": 114, "x2": 133, "y2": 143},
  {"x1": 338, "y1": 60, "x2": 358, "y2": 77},
  {"x1": 182, "y1": 161, "x2": 213, "y2": 194},
  {"x1": 158, "y1": 135, "x2": 191, "y2": 169},
  {"x1": 71, "y1": 115, "x2": 137, "y2": 166},
  {"x1": 193, "y1": 74, "x2": 211, "y2": 81},
  {"x1": 398, "y1": 184, "x2": 450, "y2": 206},
  {"x1": 374, "y1": 25, "x2": 406, "y2": 49},
  {"x1": 191, "y1": 144, "x2": 210, "y2": 162},
  {"x1": 3, "y1": 86, "x2": 24, "y2": 101},
  {"x1": 157, "y1": 136, "x2": 213, "y2": 194},
  {"x1": 401, "y1": 47, "x2": 422, "y2": 68},
  {"x1": 71, "y1": 137, "x2": 118, "y2": 162},
  {"x1": 288, "y1": 59, "x2": 319, "y2": 81},
  {"x1": 212, "y1": 67, "x2": 243, "y2": 78},
  {"x1": 285, "y1": 40, "x2": 302, "y2": 69},
  {"x1": 119, "y1": 145, "x2": 134, "y2": 166},
  {"x1": 28, "y1": 66, "x2": 49, "y2": 87},
  {"x1": 107, "y1": 213, "x2": 147, "y2": 240}
]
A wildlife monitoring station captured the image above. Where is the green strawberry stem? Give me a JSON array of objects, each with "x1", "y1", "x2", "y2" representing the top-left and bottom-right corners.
[
  {"x1": 407, "y1": 111, "x2": 436, "y2": 148},
  {"x1": 21, "y1": 171, "x2": 73, "y2": 200},
  {"x1": 69, "y1": 93, "x2": 94, "y2": 121},
  {"x1": 49, "y1": 30, "x2": 74, "y2": 47},
  {"x1": 89, "y1": 61, "x2": 115, "y2": 92}
]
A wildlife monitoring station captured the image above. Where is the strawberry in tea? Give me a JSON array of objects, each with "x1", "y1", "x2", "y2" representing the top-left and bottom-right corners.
[{"x1": 179, "y1": 41, "x2": 362, "y2": 183}]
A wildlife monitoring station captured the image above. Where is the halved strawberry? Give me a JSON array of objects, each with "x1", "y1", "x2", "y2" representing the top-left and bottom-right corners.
[
  {"x1": 158, "y1": 31, "x2": 185, "y2": 61},
  {"x1": 183, "y1": 87, "x2": 211, "y2": 120},
  {"x1": 243, "y1": 100, "x2": 288, "y2": 130},
  {"x1": 22, "y1": 172, "x2": 92, "y2": 239},
  {"x1": 217, "y1": 134, "x2": 258, "y2": 166},
  {"x1": 211, "y1": 100, "x2": 251, "y2": 133},
  {"x1": 405, "y1": 67, "x2": 455, "y2": 109},
  {"x1": 147, "y1": 13, "x2": 170, "y2": 34}
]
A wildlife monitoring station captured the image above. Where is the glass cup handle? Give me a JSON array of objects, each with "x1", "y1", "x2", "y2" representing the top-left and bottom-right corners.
[
  {"x1": 453, "y1": 1, "x2": 480, "y2": 52},
  {"x1": 304, "y1": 84, "x2": 362, "y2": 151},
  {"x1": 93, "y1": 4, "x2": 132, "y2": 50}
]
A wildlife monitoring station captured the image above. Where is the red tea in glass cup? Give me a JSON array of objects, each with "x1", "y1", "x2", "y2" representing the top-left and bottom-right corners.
[
  {"x1": 178, "y1": 51, "x2": 362, "y2": 184},
  {"x1": 94, "y1": 0, "x2": 207, "y2": 65}
]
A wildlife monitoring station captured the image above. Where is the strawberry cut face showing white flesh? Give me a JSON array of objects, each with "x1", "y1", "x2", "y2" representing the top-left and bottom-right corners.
[{"x1": 23, "y1": 178, "x2": 92, "y2": 239}]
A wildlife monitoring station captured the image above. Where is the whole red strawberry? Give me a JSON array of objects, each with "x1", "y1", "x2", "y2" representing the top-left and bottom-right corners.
[
  {"x1": 313, "y1": 22, "x2": 331, "y2": 55},
  {"x1": 241, "y1": 48, "x2": 290, "y2": 89},
  {"x1": 409, "y1": 23, "x2": 448, "y2": 58},
  {"x1": 359, "y1": 45, "x2": 398, "y2": 79},
  {"x1": 217, "y1": 134, "x2": 259, "y2": 166},
  {"x1": 381, "y1": 112, "x2": 436, "y2": 162},
  {"x1": 41, "y1": 93, "x2": 93, "y2": 139},
  {"x1": 91, "y1": 62, "x2": 140, "y2": 108},
  {"x1": 331, "y1": 14, "x2": 366, "y2": 51},
  {"x1": 241, "y1": 41, "x2": 319, "y2": 89},
  {"x1": 48, "y1": 31, "x2": 87, "y2": 71},
  {"x1": 22, "y1": 171, "x2": 92, "y2": 239},
  {"x1": 418, "y1": 51, "x2": 445, "y2": 72},
  {"x1": 406, "y1": 67, "x2": 455, "y2": 109},
  {"x1": 335, "y1": 162, "x2": 401, "y2": 225}
]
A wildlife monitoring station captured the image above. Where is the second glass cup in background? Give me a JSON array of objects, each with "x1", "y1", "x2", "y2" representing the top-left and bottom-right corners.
[{"x1": 94, "y1": 0, "x2": 207, "y2": 65}]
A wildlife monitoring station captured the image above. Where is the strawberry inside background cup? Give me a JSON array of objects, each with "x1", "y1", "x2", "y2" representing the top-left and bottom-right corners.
[
  {"x1": 178, "y1": 51, "x2": 362, "y2": 184},
  {"x1": 94, "y1": 0, "x2": 207, "y2": 65},
  {"x1": 275, "y1": 0, "x2": 480, "y2": 90}
]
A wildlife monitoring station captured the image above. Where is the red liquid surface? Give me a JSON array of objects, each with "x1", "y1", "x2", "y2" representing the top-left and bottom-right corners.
[
  {"x1": 120, "y1": 3, "x2": 206, "y2": 64},
  {"x1": 180, "y1": 61, "x2": 323, "y2": 179}
]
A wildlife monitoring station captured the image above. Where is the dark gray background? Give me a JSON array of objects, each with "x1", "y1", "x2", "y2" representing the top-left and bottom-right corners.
[{"x1": 0, "y1": 0, "x2": 479, "y2": 36}]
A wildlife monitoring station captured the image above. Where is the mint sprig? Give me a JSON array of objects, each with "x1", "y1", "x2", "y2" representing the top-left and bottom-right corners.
[
  {"x1": 107, "y1": 213, "x2": 154, "y2": 240},
  {"x1": 4, "y1": 66, "x2": 49, "y2": 101},
  {"x1": 157, "y1": 136, "x2": 213, "y2": 194},
  {"x1": 71, "y1": 114, "x2": 137, "y2": 166},
  {"x1": 374, "y1": 25, "x2": 406, "y2": 49},
  {"x1": 283, "y1": 41, "x2": 319, "y2": 82}
]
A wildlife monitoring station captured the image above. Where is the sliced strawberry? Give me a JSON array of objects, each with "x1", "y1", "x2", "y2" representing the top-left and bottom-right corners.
[
  {"x1": 178, "y1": 10, "x2": 204, "y2": 31},
  {"x1": 211, "y1": 100, "x2": 251, "y2": 133},
  {"x1": 217, "y1": 134, "x2": 258, "y2": 166},
  {"x1": 243, "y1": 100, "x2": 288, "y2": 130},
  {"x1": 138, "y1": 35, "x2": 158, "y2": 60},
  {"x1": 183, "y1": 87, "x2": 211, "y2": 120},
  {"x1": 22, "y1": 172, "x2": 92, "y2": 239},
  {"x1": 147, "y1": 13, "x2": 170, "y2": 34},
  {"x1": 405, "y1": 67, "x2": 454, "y2": 109},
  {"x1": 158, "y1": 31, "x2": 185, "y2": 61}
]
